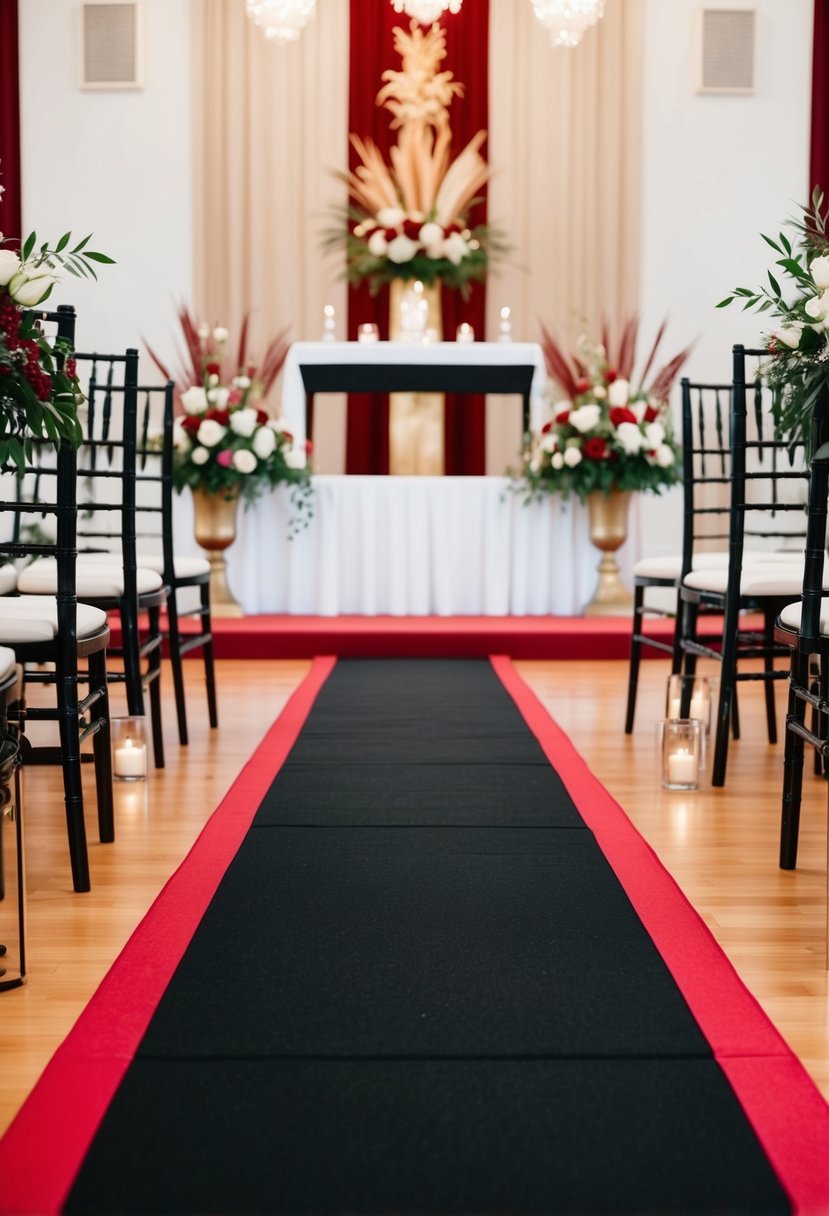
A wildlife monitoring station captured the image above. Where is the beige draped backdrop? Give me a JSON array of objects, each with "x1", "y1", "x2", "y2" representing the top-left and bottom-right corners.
[{"x1": 192, "y1": 0, "x2": 643, "y2": 474}]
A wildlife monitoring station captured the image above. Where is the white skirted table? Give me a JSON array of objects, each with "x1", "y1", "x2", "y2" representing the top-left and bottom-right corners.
[{"x1": 172, "y1": 476, "x2": 642, "y2": 617}]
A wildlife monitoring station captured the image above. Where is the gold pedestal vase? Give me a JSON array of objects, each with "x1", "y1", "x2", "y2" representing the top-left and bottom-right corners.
[
  {"x1": 388, "y1": 278, "x2": 444, "y2": 476},
  {"x1": 191, "y1": 486, "x2": 244, "y2": 618},
  {"x1": 584, "y1": 489, "x2": 633, "y2": 616}
]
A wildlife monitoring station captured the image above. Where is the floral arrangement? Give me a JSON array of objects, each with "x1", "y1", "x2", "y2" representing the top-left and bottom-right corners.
[
  {"x1": 519, "y1": 320, "x2": 691, "y2": 502},
  {"x1": 147, "y1": 309, "x2": 312, "y2": 521},
  {"x1": 0, "y1": 206, "x2": 113, "y2": 468},
  {"x1": 718, "y1": 186, "x2": 829, "y2": 455},
  {"x1": 326, "y1": 22, "x2": 501, "y2": 295}
]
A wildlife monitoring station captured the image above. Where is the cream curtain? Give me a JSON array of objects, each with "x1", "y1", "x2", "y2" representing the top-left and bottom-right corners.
[
  {"x1": 485, "y1": 0, "x2": 644, "y2": 472},
  {"x1": 192, "y1": 0, "x2": 643, "y2": 475},
  {"x1": 192, "y1": 0, "x2": 350, "y2": 473}
]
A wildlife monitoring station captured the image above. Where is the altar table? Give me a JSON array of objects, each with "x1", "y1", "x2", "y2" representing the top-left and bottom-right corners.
[
  {"x1": 280, "y1": 341, "x2": 550, "y2": 445},
  {"x1": 172, "y1": 476, "x2": 642, "y2": 617}
]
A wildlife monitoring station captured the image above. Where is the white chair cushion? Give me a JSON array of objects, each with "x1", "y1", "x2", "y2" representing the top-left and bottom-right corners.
[
  {"x1": 779, "y1": 599, "x2": 829, "y2": 635},
  {"x1": 632, "y1": 549, "x2": 787, "y2": 581},
  {"x1": 0, "y1": 564, "x2": 18, "y2": 595},
  {"x1": 683, "y1": 561, "x2": 810, "y2": 598},
  {"x1": 0, "y1": 596, "x2": 107, "y2": 643},
  {"x1": 17, "y1": 557, "x2": 164, "y2": 597},
  {"x1": 134, "y1": 552, "x2": 211, "y2": 579},
  {"x1": 0, "y1": 645, "x2": 18, "y2": 684}
]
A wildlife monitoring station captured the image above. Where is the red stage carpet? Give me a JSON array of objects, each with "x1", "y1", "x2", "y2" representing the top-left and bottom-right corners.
[
  {"x1": 119, "y1": 613, "x2": 676, "y2": 660},
  {"x1": 1, "y1": 657, "x2": 828, "y2": 1214}
]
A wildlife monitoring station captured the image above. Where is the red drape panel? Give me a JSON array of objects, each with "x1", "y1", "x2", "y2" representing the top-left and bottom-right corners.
[
  {"x1": 346, "y1": 0, "x2": 489, "y2": 474},
  {"x1": 811, "y1": 0, "x2": 829, "y2": 198},
  {"x1": 0, "y1": 0, "x2": 22, "y2": 245}
]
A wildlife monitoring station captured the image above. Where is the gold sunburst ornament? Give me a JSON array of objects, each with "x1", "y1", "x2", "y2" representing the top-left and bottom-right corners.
[{"x1": 326, "y1": 21, "x2": 503, "y2": 296}]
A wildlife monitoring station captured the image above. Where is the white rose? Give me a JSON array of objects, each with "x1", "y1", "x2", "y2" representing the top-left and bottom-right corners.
[
  {"x1": 443, "y1": 232, "x2": 469, "y2": 266},
  {"x1": 0, "y1": 249, "x2": 21, "y2": 286},
  {"x1": 387, "y1": 234, "x2": 419, "y2": 264},
  {"x1": 552, "y1": 398, "x2": 573, "y2": 419},
  {"x1": 644, "y1": 421, "x2": 665, "y2": 448},
  {"x1": 419, "y1": 221, "x2": 443, "y2": 249},
  {"x1": 190, "y1": 446, "x2": 209, "y2": 465},
  {"x1": 655, "y1": 443, "x2": 675, "y2": 468},
  {"x1": 268, "y1": 417, "x2": 291, "y2": 433},
  {"x1": 207, "y1": 373, "x2": 219, "y2": 387},
  {"x1": 811, "y1": 253, "x2": 829, "y2": 289},
  {"x1": 9, "y1": 268, "x2": 57, "y2": 307},
  {"x1": 607, "y1": 378, "x2": 630, "y2": 408},
  {"x1": 229, "y1": 407, "x2": 258, "y2": 438},
  {"x1": 376, "y1": 206, "x2": 405, "y2": 229},
  {"x1": 285, "y1": 446, "x2": 307, "y2": 469},
  {"x1": 367, "y1": 230, "x2": 388, "y2": 257},
  {"x1": 615, "y1": 421, "x2": 645, "y2": 454},
  {"x1": 805, "y1": 292, "x2": 829, "y2": 322},
  {"x1": 540, "y1": 434, "x2": 558, "y2": 454},
  {"x1": 197, "y1": 322, "x2": 210, "y2": 339},
  {"x1": 232, "y1": 375, "x2": 252, "y2": 389},
  {"x1": 563, "y1": 446, "x2": 583, "y2": 467},
  {"x1": 212, "y1": 326, "x2": 229, "y2": 343},
  {"x1": 630, "y1": 399, "x2": 648, "y2": 423},
  {"x1": 592, "y1": 385, "x2": 607, "y2": 400},
  {"x1": 551, "y1": 451, "x2": 564, "y2": 470},
  {"x1": 181, "y1": 386, "x2": 208, "y2": 415},
  {"x1": 529, "y1": 456, "x2": 542, "y2": 474},
  {"x1": 172, "y1": 420, "x2": 191, "y2": 452},
  {"x1": 207, "y1": 387, "x2": 230, "y2": 408},
  {"x1": 232, "y1": 448, "x2": 257, "y2": 474},
  {"x1": 775, "y1": 321, "x2": 805, "y2": 348},
  {"x1": 252, "y1": 425, "x2": 277, "y2": 459},
  {"x1": 569, "y1": 404, "x2": 601, "y2": 433},
  {"x1": 196, "y1": 418, "x2": 226, "y2": 447}
]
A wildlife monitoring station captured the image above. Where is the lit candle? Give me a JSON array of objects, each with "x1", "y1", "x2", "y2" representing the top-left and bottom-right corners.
[
  {"x1": 668, "y1": 697, "x2": 681, "y2": 720},
  {"x1": 114, "y1": 736, "x2": 147, "y2": 780},
  {"x1": 499, "y1": 305, "x2": 512, "y2": 343},
  {"x1": 357, "y1": 322, "x2": 380, "y2": 343},
  {"x1": 689, "y1": 692, "x2": 707, "y2": 723},
  {"x1": 456, "y1": 322, "x2": 475, "y2": 343},
  {"x1": 322, "y1": 303, "x2": 336, "y2": 342},
  {"x1": 667, "y1": 747, "x2": 697, "y2": 786}
]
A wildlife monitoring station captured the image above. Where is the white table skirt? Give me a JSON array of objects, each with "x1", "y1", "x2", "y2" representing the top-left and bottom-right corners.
[{"x1": 172, "y1": 477, "x2": 642, "y2": 617}]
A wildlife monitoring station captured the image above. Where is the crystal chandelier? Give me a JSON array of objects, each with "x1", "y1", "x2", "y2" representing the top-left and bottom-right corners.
[
  {"x1": 532, "y1": 0, "x2": 605, "y2": 48},
  {"x1": 390, "y1": 0, "x2": 463, "y2": 24},
  {"x1": 245, "y1": 0, "x2": 316, "y2": 43}
]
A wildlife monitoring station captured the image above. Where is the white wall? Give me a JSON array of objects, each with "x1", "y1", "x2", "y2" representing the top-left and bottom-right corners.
[
  {"x1": 639, "y1": 0, "x2": 813, "y2": 555},
  {"x1": 18, "y1": 0, "x2": 193, "y2": 367},
  {"x1": 17, "y1": 0, "x2": 815, "y2": 557}
]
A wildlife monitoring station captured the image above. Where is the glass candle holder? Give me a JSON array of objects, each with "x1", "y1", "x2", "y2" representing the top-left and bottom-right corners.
[
  {"x1": 357, "y1": 322, "x2": 380, "y2": 344},
  {"x1": 111, "y1": 716, "x2": 148, "y2": 782},
  {"x1": 657, "y1": 718, "x2": 702, "y2": 791},
  {"x1": 321, "y1": 304, "x2": 336, "y2": 342},
  {"x1": 666, "y1": 674, "x2": 713, "y2": 734},
  {"x1": 498, "y1": 305, "x2": 512, "y2": 343},
  {"x1": 456, "y1": 322, "x2": 475, "y2": 343}
]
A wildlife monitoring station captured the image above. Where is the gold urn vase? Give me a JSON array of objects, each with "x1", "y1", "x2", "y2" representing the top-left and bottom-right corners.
[
  {"x1": 191, "y1": 487, "x2": 244, "y2": 618},
  {"x1": 584, "y1": 489, "x2": 633, "y2": 617},
  {"x1": 388, "y1": 278, "x2": 444, "y2": 476}
]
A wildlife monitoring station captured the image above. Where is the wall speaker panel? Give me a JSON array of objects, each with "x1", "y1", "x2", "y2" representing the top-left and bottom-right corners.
[
  {"x1": 698, "y1": 8, "x2": 755, "y2": 94},
  {"x1": 82, "y1": 2, "x2": 143, "y2": 90}
]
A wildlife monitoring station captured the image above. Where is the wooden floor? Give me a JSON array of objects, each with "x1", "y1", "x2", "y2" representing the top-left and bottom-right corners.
[{"x1": 0, "y1": 654, "x2": 827, "y2": 1141}]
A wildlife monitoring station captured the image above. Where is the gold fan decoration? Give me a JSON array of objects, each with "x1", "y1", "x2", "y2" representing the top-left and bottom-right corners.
[{"x1": 326, "y1": 21, "x2": 502, "y2": 295}]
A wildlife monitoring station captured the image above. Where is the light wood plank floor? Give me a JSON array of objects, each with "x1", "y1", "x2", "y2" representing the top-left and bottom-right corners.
[{"x1": 0, "y1": 654, "x2": 826, "y2": 1140}]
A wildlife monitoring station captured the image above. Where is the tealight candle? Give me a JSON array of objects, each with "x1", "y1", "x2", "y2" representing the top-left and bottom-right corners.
[
  {"x1": 658, "y1": 717, "x2": 702, "y2": 790},
  {"x1": 357, "y1": 322, "x2": 380, "y2": 343},
  {"x1": 667, "y1": 747, "x2": 697, "y2": 785},
  {"x1": 456, "y1": 322, "x2": 475, "y2": 343}
]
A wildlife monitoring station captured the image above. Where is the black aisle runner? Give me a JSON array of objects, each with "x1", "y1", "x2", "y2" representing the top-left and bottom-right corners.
[{"x1": 66, "y1": 659, "x2": 787, "y2": 1214}]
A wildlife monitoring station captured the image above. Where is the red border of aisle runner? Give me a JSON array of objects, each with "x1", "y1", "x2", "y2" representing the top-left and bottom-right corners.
[
  {"x1": 0, "y1": 656, "x2": 337, "y2": 1216},
  {"x1": 1, "y1": 656, "x2": 828, "y2": 1214},
  {"x1": 491, "y1": 656, "x2": 829, "y2": 1216}
]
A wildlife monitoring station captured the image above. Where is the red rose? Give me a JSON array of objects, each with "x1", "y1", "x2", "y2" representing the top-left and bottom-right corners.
[
  {"x1": 605, "y1": 368, "x2": 618, "y2": 383},
  {"x1": 384, "y1": 227, "x2": 399, "y2": 241},
  {"x1": 541, "y1": 420, "x2": 555, "y2": 434},
  {"x1": 609, "y1": 407, "x2": 638, "y2": 427},
  {"x1": 402, "y1": 218, "x2": 421, "y2": 240},
  {"x1": 182, "y1": 415, "x2": 201, "y2": 434},
  {"x1": 228, "y1": 389, "x2": 243, "y2": 406},
  {"x1": 643, "y1": 404, "x2": 659, "y2": 423},
  {"x1": 583, "y1": 436, "x2": 609, "y2": 460},
  {"x1": 206, "y1": 361, "x2": 221, "y2": 376},
  {"x1": 282, "y1": 430, "x2": 294, "y2": 445},
  {"x1": 575, "y1": 377, "x2": 591, "y2": 395},
  {"x1": 257, "y1": 409, "x2": 269, "y2": 424},
  {"x1": 305, "y1": 438, "x2": 314, "y2": 453},
  {"x1": 216, "y1": 450, "x2": 233, "y2": 468},
  {"x1": 211, "y1": 408, "x2": 230, "y2": 426}
]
